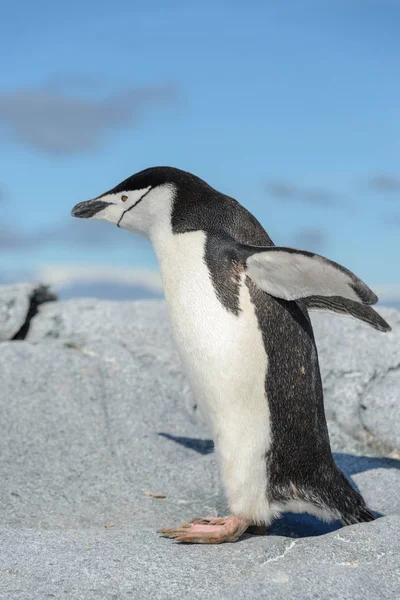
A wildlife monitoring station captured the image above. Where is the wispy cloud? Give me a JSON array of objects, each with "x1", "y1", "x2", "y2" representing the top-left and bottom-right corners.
[
  {"x1": 382, "y1": 213, "x2": 400, "y2": 228},
  {"x1": 291, "y1": 227, "x2": 326, "y2": 252},
  {"x1": 43, "y1": 73, "x2": 111, "y2": 93},
  {"x1": 0, "y1": 76, "x2": 177, "y2": 155},
  {"x1": 368, "y1": 174, "x2": 400, "y2": 194},
  {"x1": 1, "y1": 263, "x2": 163, "y2": 300},
  {"x1": 374, "y1": 284, "x2": 400, "y2": 304},
  {"x1": 265, "y1": 182, "x2": 295, "y2": 199},
  {"x1": 0, "y1": 219, "x2": 147, "y2": 251},
  {"x1": 265, "y1": 180, "x2": 339, "y2": 207},
  {"x1": 0, "y1": 224, "x2": 31, "y2": 250},
  {"x1": 34, "y1": 264, "x2": 163, "y2": 295}
]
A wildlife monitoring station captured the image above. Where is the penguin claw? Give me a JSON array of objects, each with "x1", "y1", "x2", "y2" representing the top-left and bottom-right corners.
[
  {"x1": 158, "y1": 527, "x2": 188, "y2": 539},
  {"x1": 188, "y1": 516, "x2": 222, "y2": 525}
]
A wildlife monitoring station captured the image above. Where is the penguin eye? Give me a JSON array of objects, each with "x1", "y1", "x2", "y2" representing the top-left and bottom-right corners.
[{"x1": 121, "y1": 195, "x2": 128, "y2": 202}]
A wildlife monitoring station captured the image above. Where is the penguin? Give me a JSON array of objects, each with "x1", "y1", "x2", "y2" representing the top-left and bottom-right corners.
[{"x1": 71, "y1": 166, "x2": 391, "y2": 544}]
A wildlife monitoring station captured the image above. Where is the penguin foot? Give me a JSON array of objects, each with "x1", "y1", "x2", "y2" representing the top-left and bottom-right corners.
[{"x1": 158, "y1": 515, "x2": 249, "y2": 544}]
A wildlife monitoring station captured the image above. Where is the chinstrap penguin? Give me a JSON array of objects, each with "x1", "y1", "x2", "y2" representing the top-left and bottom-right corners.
[{"x1": 71, "y1": 166, "x2": 391, "y2": 544}]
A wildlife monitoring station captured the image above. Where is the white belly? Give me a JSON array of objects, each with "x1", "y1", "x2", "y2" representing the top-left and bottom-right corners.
[{"x1": 154, "y1": 229, "x2": 271, "y2": 522}]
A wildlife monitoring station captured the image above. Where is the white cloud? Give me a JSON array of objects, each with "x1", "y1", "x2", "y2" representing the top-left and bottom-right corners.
[
  {"x1": 33, "y1": 264, "x2": 163, "y2": 294},
  {"x1": 0, "y1": 78, "x2": 177, "y2": 155},
  {"x1": 374, "y1": 284, "x2": 400, "y2": 303}
]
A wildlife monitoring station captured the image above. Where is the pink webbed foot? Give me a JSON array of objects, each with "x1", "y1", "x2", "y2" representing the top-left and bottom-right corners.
[{"x1": 158, "y1": 515, "x2": 249, "y2": 544}]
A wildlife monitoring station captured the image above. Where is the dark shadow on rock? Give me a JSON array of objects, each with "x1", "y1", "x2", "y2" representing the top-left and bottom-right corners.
[
  {"x1": 158, "y1": 433, "x2": 214, "y2": 455},
  {"x1": 267, "y1": 513, "x2": 343, "y2": 538},
  {"x1": 333, "y1": 452, "x2": 400, "y2": 477}
]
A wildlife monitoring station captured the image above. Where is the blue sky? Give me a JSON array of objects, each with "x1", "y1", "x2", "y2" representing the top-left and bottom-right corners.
[{"x1": 1, "y1": 0, "x2": 399, "y2": 301}]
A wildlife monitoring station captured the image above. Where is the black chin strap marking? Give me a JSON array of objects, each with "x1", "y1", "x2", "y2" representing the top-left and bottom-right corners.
[{"x1": 117, "y1": 188, "x2": 153, "y2": 228}]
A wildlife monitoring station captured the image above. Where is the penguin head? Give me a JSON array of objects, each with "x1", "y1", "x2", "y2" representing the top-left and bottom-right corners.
[{"x1": 71, "y1": 166, "x2": 204, "y2": 237}]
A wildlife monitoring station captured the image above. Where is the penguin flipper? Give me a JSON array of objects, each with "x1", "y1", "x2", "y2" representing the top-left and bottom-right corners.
[
  {"x1": 302, "y1": 296, "x2": 391, "y2": 332},
  {"x1": 241, "y1": 245, "x2": 378, "y2": 306}
]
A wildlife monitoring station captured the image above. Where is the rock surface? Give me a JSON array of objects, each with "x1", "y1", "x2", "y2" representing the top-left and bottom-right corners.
[
  {"x1": 312, "y1": 308, "x2": 400, "y2": 453},
  {"x1": 0, "y1": 289, "x2": 399, "y2": 599}
]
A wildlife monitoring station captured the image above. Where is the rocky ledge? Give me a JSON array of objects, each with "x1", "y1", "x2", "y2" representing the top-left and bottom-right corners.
[{"x1": 0, "y1": 283, "x2": 399, "y2": 599}]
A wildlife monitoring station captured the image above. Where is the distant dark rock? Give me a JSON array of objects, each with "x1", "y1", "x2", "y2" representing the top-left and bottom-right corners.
[{"x1": 0, "y1": 282, "x2": 56, "y2": 341}]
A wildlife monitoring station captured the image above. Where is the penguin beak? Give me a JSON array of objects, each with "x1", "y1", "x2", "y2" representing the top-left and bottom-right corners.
[{"x1": 71, "y1": 200, "x2": 112, "y2": 219}]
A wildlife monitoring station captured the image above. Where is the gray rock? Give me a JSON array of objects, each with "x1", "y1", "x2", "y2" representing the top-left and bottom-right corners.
[
  {"x1": 0, "y1": 291, "x2": 399, "y2": 599},
  {"x1": 219, "y1": 516, "x2": 400, "y2": 600},
  {"x1": 28, "y1": 299, "x2": 400, "y2": 452},
  {"x1": 311, "y1": 308, "x2": 400, "y2": 453},
  {"x1": 0, "y1": 283, "x2": 56, "y2": 341},
  {"x1": 327, "y1": 419, "x2": 373, "y2": 456},
  {"x1": 353, "y1": 466, "x2": 400, "y2": 516},
  {"x1": 26, "y1": 297, "x2": 171, "y2": 346},
  {"x1": 0, "y1": 339, "x2": 211, "y2": 530},
  {"x1": 1, "y1": 517, "x2": 399, "y2": 600},
  {"x1": 362, "y1": 368, "x2": 400, "y2": 450}
]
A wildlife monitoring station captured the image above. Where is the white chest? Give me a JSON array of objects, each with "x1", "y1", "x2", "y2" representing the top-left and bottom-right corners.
[
  {"x1": 156, "y1": 232, "x2": 262, "y2": 414},
  {"x1": 152, "y1": 228, "x2": 272, "y2": 522}
]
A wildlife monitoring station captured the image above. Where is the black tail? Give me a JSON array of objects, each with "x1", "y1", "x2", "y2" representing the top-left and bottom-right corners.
[
  {"x1": 340, "y1": 506, "x2": 376, "y2": 526},
  {"x1": 330, "y1": 469, "x2": 377, "y2": 526}
]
